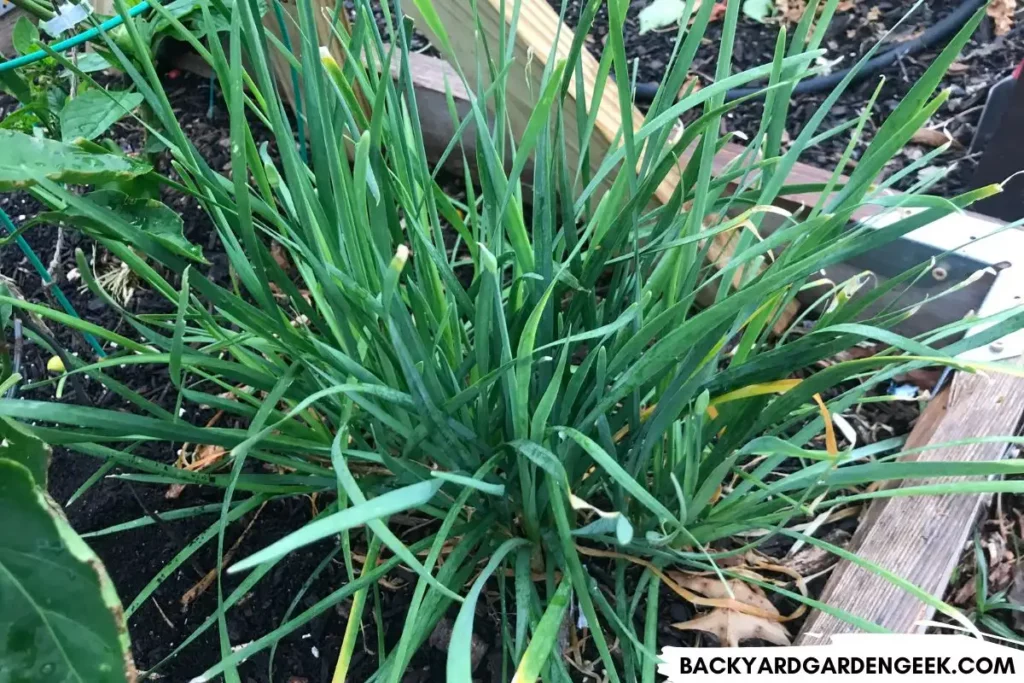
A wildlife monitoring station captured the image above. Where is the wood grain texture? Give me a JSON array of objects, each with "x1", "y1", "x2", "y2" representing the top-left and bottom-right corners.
[
  {"x1": 403, "y1": 0, "x2": 806, "y2": 327},
  {"x1": 262, "y1": 0, "x2": 346, "y2": 112},
  {"x1": 406, "y1": 0, "x2": 650, "y2": 200},
  {"x1": 0, "y1": 6, "x2": 25, "y2": 56},
  {"x1": 797, "y1": 359, "x2": 1024, "y2": 642}
]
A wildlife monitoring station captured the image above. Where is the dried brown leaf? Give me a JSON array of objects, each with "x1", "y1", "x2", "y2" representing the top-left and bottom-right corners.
[
  {"x1": 866, "y1": 5, "x2": 881, "y2": 22},
  {"x1": 774, "y1": 0, "x2": 806, "y2": 22},
  {"x1": 987, "y1": 0, "x2": 1016, "y2": 36},
  {"x1": 271, "y1": 242, "x2": 292, "y2": 271},
  {"x1": 165, "y1": 483, "x2": 186, "y2": 500},
  {"x1": 1008, "y1": 563, "x2": 1024, "y2": 630},
  {"x1": 910, "y1": 127, "x2": 963, "y2": 150},
  {"x1": 989, "y1": 560, "x2": 1015, "y2": 593},
  {"x1": 185, "y1": 444, "x2": 229, "y2": 472},
  {"x1": 668, "y1": 573, "x2": 780, "y2": 616},
  {"x1": 674, "y1": 610, "x2": 792, "y2": 647},
  {"x1": 782, "y1": 529, "x2": 851, "y2": 576},
  {"x1": 182, "y1": 504, "x2": 263, "y2": 608}
]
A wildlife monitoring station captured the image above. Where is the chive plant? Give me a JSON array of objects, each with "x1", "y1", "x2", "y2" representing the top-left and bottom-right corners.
[{"x1": 2, "y1": 0, "x2": 1024, "y2": 680}]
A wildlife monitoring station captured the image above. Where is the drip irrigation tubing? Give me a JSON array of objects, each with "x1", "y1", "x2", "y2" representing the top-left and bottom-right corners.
[
  {"x1": 632, "y1": 0, "x2": 989, "y2": 103},
  {"x1": 0, "y1": 208, "x2": 107, "y2": 357},
  {"x1": 0, "y1": 1, "x2": 152, "y2": 73}
]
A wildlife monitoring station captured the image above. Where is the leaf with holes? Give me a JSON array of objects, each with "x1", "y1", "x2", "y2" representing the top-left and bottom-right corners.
[{"x1": 0, "y1": 130, "x2": 151, "y2": 190}]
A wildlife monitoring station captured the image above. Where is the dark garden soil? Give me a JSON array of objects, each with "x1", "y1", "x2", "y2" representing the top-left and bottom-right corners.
[
  {"x1": 938, "y1": 486, "x2": 1024, "y2": 642},
  {"x1": 549, "y1": 0, "x2": 1024, "y2": 199},
  {"x1": 1, "y1": 1, "x2": 1019, "y2": 679}
]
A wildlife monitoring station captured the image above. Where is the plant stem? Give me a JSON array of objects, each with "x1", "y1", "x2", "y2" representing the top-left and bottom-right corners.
[{"x1": 7, "y1": 0, "x2": 55, "y2": 22}]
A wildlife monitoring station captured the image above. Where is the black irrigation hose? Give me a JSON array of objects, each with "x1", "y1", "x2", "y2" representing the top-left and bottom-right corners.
[{"x1": 632, "y1": 0, "x2": 989, "y2": 103}]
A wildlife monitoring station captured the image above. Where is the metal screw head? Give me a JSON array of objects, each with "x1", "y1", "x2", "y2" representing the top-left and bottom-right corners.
[{"x1": 990, "y1": 340, "x2": 1005, "y2": 353}]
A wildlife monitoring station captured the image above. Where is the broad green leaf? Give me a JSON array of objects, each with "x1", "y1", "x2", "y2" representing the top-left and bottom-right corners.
[
  {"x1": 0, "y1": 130, "x2": 151, "y2": 190},
  {"x1": 55, "y1": 190, "x2": 204, "y2": 262},
  {"x1": 0, "y1": 69, "x2": 31, "y2": 104},
  {"x1": 637, "y1": 0, "x2": 687, "y2": 34},
  {"x1": 71, "y1": 53, "x2": 114, "y2": 74},
  {"x1": 741, "y1": 0, "x2": 775, "y2": 22},
  {"x1": 60, "y1": 90, "x2": 144, "y2": 142},
  {"x1": 0, "y1": 459, "x2": 135, "y2": 683},
  {"x1": 12, "y1": 17, "x2": 39, "y2": 57},
  {"x1": 0, "y1": 417, "x2": 49, "y2": 488}
]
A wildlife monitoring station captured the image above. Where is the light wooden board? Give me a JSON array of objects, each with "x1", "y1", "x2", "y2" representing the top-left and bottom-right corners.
[
  {"x1": 797, "y1": 359, "x2": 1024, "y2": 641},
  {"x1": 405, "y1": 0, "x2": 665, "y2": 201},
  {"x1": 262, "y1": 0, "x2": 347, "y2": 113}
]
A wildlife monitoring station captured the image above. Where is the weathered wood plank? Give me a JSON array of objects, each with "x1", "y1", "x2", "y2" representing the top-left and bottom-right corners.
[
  {"x1": 797, "y1": 358, "x2": 1024, "y2": 641},
  {"x1": 0, "y1": 6, "x2": 26, "y2": 57},
  {"x1": 407, "y1": 0, "x2": 646, "y2": 199},
  {"x1": 262, "y1": 0, "x2": 347, "y2": 113}
]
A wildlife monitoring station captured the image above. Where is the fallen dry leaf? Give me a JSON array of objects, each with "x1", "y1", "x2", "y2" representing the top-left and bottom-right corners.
[
  {"x1": 987, "y1": 0, "x2": 1016, "y2": 36},
  {"x1": 430, "y1": 618, "x2": 489, "y2": 670},
  {"x1": 667, "y1": 569, "x2": 803, "y2": 640},
  {"x1": 678, "y1": 74, "x2": 703, "y2": 100},
  {"x1": 182, "y1": 503, "x2": 264, "y2": 609},
  {"x1": 893, "y1": 367, "x2": 944, "y2": 391},
  {"x1": 782, "y1": 529, "x2": 851, "y2": 577},
  {"x1": 710, "y1": 1, "x2": 727, "y2": 21},
  {"x1": 910, "y1": 127, "x2": 963, "y2": 150},
  {"x1": 186, "y1": 443, "x2": 229, "y2": 472},
  {"x1": 835, "y1": 0, "x2": 854, "y2": 11},
  {"x1": 1008, "y1": 563, "x2": 1024, "y2": 630},
  {"x1": 165, "y1": 483, "x2": 186, "y2": 500},
  {"x1": 675, "y1": 610, "x2": 792, "y2": 647},
  {"x1": 775, "y1": 0, "x2": 806, "y2": 23},
  {"x1": 866, "y1": 5, "x2": 881, "y2": 22},
  {"x1": 669, "y1": 573, "x2": 779, "y2": 614},
  {"x1": 271, "y1": 242, "x2": 292, "y2": 272}
]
